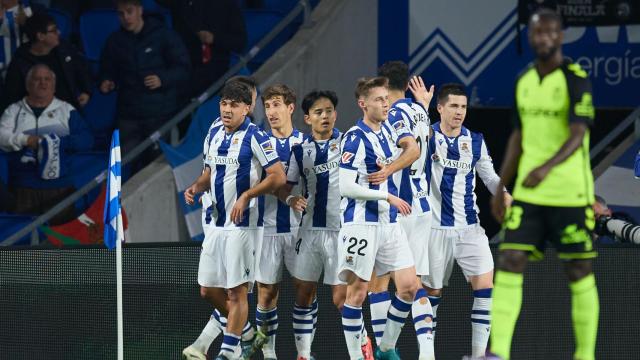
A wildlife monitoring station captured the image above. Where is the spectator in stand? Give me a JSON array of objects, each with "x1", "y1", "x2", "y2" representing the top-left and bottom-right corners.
[
  {"x1": 156, "y1": 0, "x2": 246, "y2": 98},
  {"x1": 1, "y1": 11, "x2": 92, "y2": 113},
  {"x1": 99, "y1": 0, "x2": 189, "y2": 170},
  {"x1": 0, "y1": 0, "x2": 37, "y2": 77},
  {"x1": 0, "y1": 64, "x2": 93, "y2": 224}
]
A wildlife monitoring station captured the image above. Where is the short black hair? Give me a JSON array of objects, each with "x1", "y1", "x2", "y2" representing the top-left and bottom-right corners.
[
  {"x1": 437, "y1": 83, "x2": 467, "y2": 104},
  {"x1": 24, "y1": 12, "x2": 56, "y2": 43},
  {"x1": 529, "y1": 7, "x2": 563, "y2": 28},
  {"x1": 301, "y1": 90, "x2": 339, "y2": 115},
  {"x1": 219, "y1": 81, "x2": 252, "y2": 105},
  {"x1": 377, "y1": 61, "x2": 409, "y2": 91},
  {"x1": 226, "y1": 75, "x2": 257, "y2": 90}
]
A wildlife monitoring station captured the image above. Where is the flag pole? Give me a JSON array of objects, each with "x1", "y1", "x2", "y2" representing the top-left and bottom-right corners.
[{"x1": 116, "y1": 230, "x2": 123, "y2": 360}]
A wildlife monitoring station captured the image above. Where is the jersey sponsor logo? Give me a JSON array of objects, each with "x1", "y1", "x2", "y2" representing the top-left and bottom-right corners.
[
  {"x1": 441, "y1": 158, "x2": 472, "y2": 170},
  {"x1": 575, "y1": 93, "x2": 595, "y2": 118},
  {"x1": 518, "y1": 106, "x2": 563, "y2": 118},
  {"x1": 311, "y1": 161, "x2": 339, "y2": 174},
  {"x1": 342, "y1": 152, "x2": 355, "y2": 164},
  {"x1": 209, "y1": 156, "x2": 240, "y2": 165}
]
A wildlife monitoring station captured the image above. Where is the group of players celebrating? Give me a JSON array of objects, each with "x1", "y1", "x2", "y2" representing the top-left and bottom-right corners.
[{"x1": 182, "y1": 8, "x2": 599, "y2": 360}]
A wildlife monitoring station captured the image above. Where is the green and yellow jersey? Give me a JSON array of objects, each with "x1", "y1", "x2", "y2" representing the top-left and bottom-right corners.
[{"x1": 512, "y1": 60, "x2": 595, "y2": 207}]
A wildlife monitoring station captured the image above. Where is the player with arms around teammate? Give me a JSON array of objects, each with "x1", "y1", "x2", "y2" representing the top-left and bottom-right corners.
[
  {"x1": 254, "y1": 84, "x2": 306, "y2": 360},
  {"x1": 490, "y1": 9, "x2": 598, "y2": 360},
  {"x1": 183, "y1": 76, "x2": 262, "y2": 360},
  {"x1": 424, "y1": 83, "x2": 511, "y2": 359},
  {"x1": 277, "y1": 90, "x2": 373, "y2": 360},
  {"x1": 339, "y1": 77, "x2": 418, "y2": 360},
  {"x1": 184, "y1": 82, "x2": 286, "y2": 360},
  {"x1": 366, "y1": 61, "x2": 436, "y2": 360}
]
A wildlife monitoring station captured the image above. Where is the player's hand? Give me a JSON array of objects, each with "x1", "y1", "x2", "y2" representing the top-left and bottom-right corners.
[
  {"x1": 231, "y1": 193, "x2": 250, "y2": 224},
  {"x1": 503, "y1": 191, "x2": 513, "y2": 208},
  {"x1": 491, "y1": 193, "x2": 507, "y2": 223},
  {"x1": 387, "y1": 194, "x2": 411, "y2": 216},
  {"x1": 287, "y1": 195, "x2": 307, "y2": 212},
  {"x1": 184, "y1": 184, "x2": 199, "y2": 205},
  {"x1": 522, "y1": 165, "x2": 551, "y2": 188},
  {"x1": 368, "y1": 161, "x2": 392, "y2": 185},
  {"x1": 144, "y1": 75, "x2": 162, "y2": 90},
  {"x1": 408, "y1": 75, "x2": 435, "y2": 107}
]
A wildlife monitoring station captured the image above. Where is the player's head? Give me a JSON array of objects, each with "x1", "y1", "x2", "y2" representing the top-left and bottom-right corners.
[
  {"x1": 116, "y1": 0, "x2": 144, "y2": 33},
  {"x1": 302, "y1": 90, "x2": 338, "y2": 138},
  {"x1": 226, "y1": 75, "x2": 258, "y2": 116},
  {"x1": 377, "y1": 61, "x2": 410, "y2": 92},
  {"x1": 528, "y1": 8, "x2": 563, "y2": 62},
  {"x1": 355, "y1": 76, "x2": 389, "y2": 123},
  {"x1": 437, "y1": 83, "x2": 467, "y2": 130},
  {"x1": 262, "y1": 84, "x2": 296, "y2": 132},
  {"x1": 219, "y1": 81, "x2": 252, "y2": 130}
]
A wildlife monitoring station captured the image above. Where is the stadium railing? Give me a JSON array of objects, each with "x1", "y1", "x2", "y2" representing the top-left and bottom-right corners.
[{"x1": 1, "y1": 0, "x2": 313, "y2": 246}]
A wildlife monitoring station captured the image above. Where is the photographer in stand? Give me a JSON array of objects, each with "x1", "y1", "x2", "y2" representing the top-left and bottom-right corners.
[{"x1": 593, "y1": 195, "x2": 640, "y2": 245}]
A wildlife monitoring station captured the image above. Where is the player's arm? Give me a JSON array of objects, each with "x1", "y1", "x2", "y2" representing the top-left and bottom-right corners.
[
  {"x1": 340, "y1": 167, "x2": 411, "y2": 215},
  {"x1": 231, "y1": 162, "x2": 286, "y2": 224},
  {"x1": 408, "y1": 75, "x2": 435, "y2": 110},
  {"x1": 184, "y1": 167, "x2": 211, "y2": 205},
  {"x1": 476, "y1": 138, "x2": 513, "y2": 209},
  {"x1": 369, "y1": 136, "x2": 419, "y2": 185}
]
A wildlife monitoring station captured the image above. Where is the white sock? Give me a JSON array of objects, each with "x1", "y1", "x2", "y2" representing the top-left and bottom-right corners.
[
  {"x1": 219, "y1": 331, "x2": 241, "y2": 359},
  {"x1": 412, "y1": 289, "x2": 435, "y2": 359},
  {"x1": 257, "y1": 306, "x2": 278, "y2": 358},
  {"x1": 428, "y1": 295, "x2": 441, "y2": 338},
  {"x1": 242, "y1": 321, "x2": 254, "y2": 342},
  {"x1": 310, "y1": 298, "x2": 318, "y2": 344},
  {"x1": 293, "y1": 303, "x2": 315, "y2": 358},
  {"x1": 360, "y1": 313, "x2": 369, "y2": 346},
  {"x1": 380, "y1": 294, "x2": 412, "y2": 352},
  {"x1": 191, "y1": 310, "x2": 224, "y2": 353},
  {"x1": 342, "y1": 304, "x2": 364, "y2": 360},
  {"x1": 471, "y1": 288, "x2": 492, "y2": 357},
  {"x1": 368, "y1": 291, "x2": 391, "y2": 346}
]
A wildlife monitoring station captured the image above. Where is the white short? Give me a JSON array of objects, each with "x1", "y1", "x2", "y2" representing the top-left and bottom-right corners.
[
  {"x1": 338, "y1": 223, "x2": 414, "y2": 282},
  {"x1": 422, "y1": 225, "x2": 494, "y2": 289},
  {"x1": 254, "y1": 230, "x2": 298, "y2": 284},
  {"x1": 289, "y1": 229, "x2": 344, "y2": 286},
  {"x1": 198, "y1": 227, "x2": 259, "y2": 291},
  {"x1": 399, "y1": 212, "x2": 432, "y2": 276}
]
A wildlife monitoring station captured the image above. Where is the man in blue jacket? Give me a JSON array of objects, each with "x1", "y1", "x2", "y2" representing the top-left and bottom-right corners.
[
  {"x1": 99, "y1": 0, "x2": 190, "y2": 170},
  {"x1": 0, "y1": 64, "x2": 93, "y2": 224}
]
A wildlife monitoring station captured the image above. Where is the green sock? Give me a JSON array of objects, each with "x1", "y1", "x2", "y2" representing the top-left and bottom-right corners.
[
  {"x1": 490, "y1": 270, "x2": 523, "y2": 360},
  {"x1": 570, "y1": 274, "x2": 599, "y2": 360}
]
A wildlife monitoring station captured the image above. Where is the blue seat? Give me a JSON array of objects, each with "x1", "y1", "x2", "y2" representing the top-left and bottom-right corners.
[
  {"x1": 263, "y1": 0, "x2": 298, "y2": 13},
  {"x1": 230, "y1": 53, "x2": 251, "y2": 76},
  {"x1": 84, "y1": 88, "x2": 118, "y2": 150},
  {"x1": 0, "y1": 213, "x2": 41, "y2": 245},
  {"x1": 243, "y1": 10, "x2": 297, "y2": 69},
  {"x1": 79, "y1": 9, "x2": 121, "y2": 62},
  {"x1": 47, "y1": 8, "x2": 72, "y2": 40}
]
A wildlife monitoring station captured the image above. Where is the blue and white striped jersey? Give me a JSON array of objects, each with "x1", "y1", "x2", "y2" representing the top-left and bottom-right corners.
[
  {"x1": 386, "y1": 98, "x2": 431, "y2": 216},
  {"x1": 287, "y1": 128, "x2": 342, "y2": 231},
  {"x1": 203, "y1": 118, "x2": 280, "y2": 229},
  {"x1": 261, "y1": 129, "x2": 305, "y2": 235},
  {"x1": 340, "y1": 119, "x2": 401, "y2": 225},
  {"x1": 427, "y1": 122, "x2": 501, "y2": 229}
]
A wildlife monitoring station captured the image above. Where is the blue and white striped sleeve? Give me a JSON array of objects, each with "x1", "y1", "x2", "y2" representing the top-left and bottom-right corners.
[
  {"x1": 387, "y1": 108, "x2": 414, "y2": 145},
  {"x1": 251, "y1": 129, "x2": 279, "y2": 168},
  {"x1": 340, "y1": 131, "x2": 364, "y2": 171},
  {"x1": 475, "y1": 137, "x2": 503, "y2": 195}
]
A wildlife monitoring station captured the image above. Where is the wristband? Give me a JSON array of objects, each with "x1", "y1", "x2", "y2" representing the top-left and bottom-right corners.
[{"x1": 285, "y1": 195, "x2": 295, "y2": 206}]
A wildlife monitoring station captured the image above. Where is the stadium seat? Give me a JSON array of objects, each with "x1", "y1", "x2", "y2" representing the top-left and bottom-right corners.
[
  {"x1": 243, "y1": 10, "x2": 297, "y2": 70},
  {"x1": 263, "y1": 0, "x2": 298, "y2": 13},
  {"x1": 0, "y1": 213, "x2": 41, "y2": 245},
  {"x1": 47, "y1": 8, "x2": 72, "y2": 40},
  {"x1": 84, "y1": 88, "x2": 117, "y2": 151},
  {"x1": 79, "y1": 9, "x2": 121, "y2": 62}
]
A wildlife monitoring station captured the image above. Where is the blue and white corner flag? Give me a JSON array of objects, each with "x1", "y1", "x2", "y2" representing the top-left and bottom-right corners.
[{"x1": 104, "y1": 130, "x2": 124, "y2": 250}]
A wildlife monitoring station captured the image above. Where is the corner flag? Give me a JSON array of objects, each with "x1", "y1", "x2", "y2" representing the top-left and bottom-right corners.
[{"x1": 104, "y1": 130, "x2": 124, "y2": 249}]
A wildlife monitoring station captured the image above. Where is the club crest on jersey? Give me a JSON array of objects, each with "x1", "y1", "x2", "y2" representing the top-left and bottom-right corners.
[
  {"x1": 461, "y1": 142, "x2": 469, "y2": 152},
  {"x1": 330, "y1": 142, "x2": 339, "y2": 152},
  {"x1": 232, "y1": 137, "x2": 239, "y2": 145},
  {"x1": 346, "y1": 255, "x2": 354, "y2": 265},
  {"x1": 432, "y1": 153, "x2": 441, "y2": 163},
  {"x1": 342, "y1": 152, "x2": 355, "y2": 164}
]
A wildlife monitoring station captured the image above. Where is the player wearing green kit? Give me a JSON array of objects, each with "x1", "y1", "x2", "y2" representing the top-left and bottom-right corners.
[{"x1": 490, "y1": 8, "x2": 598, "y2": 360}]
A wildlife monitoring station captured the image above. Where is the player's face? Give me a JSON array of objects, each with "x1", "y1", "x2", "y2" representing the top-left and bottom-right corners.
[
  {"x1": 437, "y1": 94, "x2": 467, "y2": 130},
  {"x1": 528, "y1": 17, "x2": 563, "y2": 61},
  {"x1": 304, "y1": 97, "x2": 337, "y2": 138},
  {"x1": 264, "y1": 95, "x2": 294, "y2": 131},
  {"x1": 219, "y1": 98, "x2": 249, "y2": 130},
  {"x1": 359, "y1": 87, "x2": 389, "y2": 123}
]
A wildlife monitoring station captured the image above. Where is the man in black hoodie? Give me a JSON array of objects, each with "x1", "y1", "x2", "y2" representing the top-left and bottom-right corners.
[
  {"x1": 157, "y1": 0, "x2": 247, "y2": 98},
  {"x1": 1, "y1": 11, "x2": 92, "y2": 113},
  {"x1": 99, "y1": 0, "x2": 190, "y2": 169}
]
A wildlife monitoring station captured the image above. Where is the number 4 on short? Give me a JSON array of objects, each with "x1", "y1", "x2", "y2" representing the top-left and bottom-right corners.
[
  {"x1": 347, "y1": 237, "x2": 368, "y2": 256},
  {"x1": 295, "y1": 238, "x2": 302, "y2": 254}
]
